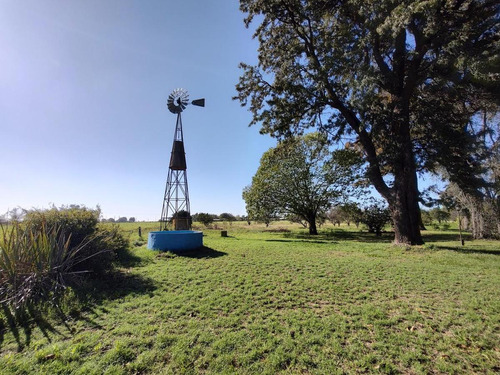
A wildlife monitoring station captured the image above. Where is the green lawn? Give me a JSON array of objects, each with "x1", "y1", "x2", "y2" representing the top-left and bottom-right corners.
[{"x1": 1, "y1": 223, "x2": 499, "y2": 374}]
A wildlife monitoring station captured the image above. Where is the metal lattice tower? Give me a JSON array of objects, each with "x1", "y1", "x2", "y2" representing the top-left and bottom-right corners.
[{"x1": 159, "y1": 89, "x2": 204, "y2": 231}]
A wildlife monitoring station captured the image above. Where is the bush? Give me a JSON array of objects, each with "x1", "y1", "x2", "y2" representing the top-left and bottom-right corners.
[
  {"x1": 362, "y1": 204, "x2": 391, "y2": 236},
  {"x1": 23, "y1": 206, "x2": 127, "y2": 275},
  {"x1": 24, "y1": 206, "x2": 99, "y2": 249},
  {"x1": 0, "y1": 206, "x2": 129, "y2": 317},
  {"x1": 83, "y1": 225, "x2": 129, "y2": 274},
  {"x1": 219, "y1": 213, "x2": 236, "y2": 222},
  {"x1": 0, "y1": 222, "x2": 90, "y2": 309},
  {"x1": 193, "y1": 213, "x2": 214, "y2": 227}
]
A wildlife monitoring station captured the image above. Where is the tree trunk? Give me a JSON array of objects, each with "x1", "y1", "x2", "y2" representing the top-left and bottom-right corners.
[
  {"x1": 389, "y1": 185, "x2": 423, "y2": 245},
  {"x1": 308, "y1": 215, "x2": 318, "y2": 235},
  {"x1": 389, "y1": 120, "x2": 424, "y2": 245}
]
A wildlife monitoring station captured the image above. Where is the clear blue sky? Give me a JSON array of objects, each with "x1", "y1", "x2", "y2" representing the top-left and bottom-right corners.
[{"x1": 0, "y1": 0, "x2": 276, "y2": 220}]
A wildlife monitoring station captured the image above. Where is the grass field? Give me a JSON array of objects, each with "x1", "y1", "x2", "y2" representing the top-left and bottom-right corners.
[{"x1": 1, "y1": 222, "x2": 499, "y2": 374}]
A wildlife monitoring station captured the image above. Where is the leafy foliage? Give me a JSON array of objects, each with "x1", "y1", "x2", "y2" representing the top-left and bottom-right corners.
[
  {"x1": 362, "y1": 204, "x2": 392, "y2": 236},
  {"x1": 193, "y1": 213, "x2": 215, "y2": 227},
  {"x1": 219, "y1": 213, "x2": 236, "y2": 222},
  {"x1": 328, "y1": 202, "x2": 363, "y2": 227},
  {"x1": 24, "y1": 206, "x2": 99, "y2": 250},
  {"x1": 23, "y1": 206, "x2": 125, "y2": 274},
  {"x1": 242, "y1": 185, "x2": 277, "y2": 227},
  {"x1": 243, "y1": 133, "x2": 363, "y2": 234}
]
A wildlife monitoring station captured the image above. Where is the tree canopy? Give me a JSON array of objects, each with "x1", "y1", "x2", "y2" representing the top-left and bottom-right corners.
[
  {"x1": 243, "y1": 133, "x2": 363, "y2": 234},
  {"x1": 235, "y1": 0, "x2": 499, "y2": 244},
  {"x1": 193, "y1": 212, "x2": 215, "y2": 227}
]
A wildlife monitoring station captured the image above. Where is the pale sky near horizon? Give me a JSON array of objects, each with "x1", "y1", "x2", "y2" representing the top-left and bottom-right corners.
[{"x1": 0, "y1": 0, "x2": 277, "y2": 220}]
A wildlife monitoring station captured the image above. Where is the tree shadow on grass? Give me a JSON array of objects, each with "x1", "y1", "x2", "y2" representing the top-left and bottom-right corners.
[
  {"x1": 435, "y1": 245, "x2": 500, "y2": 256},
  {"x1": 0, "y1": 269, "x2": 157, "y2": 352},
  {"x1": 283, "y1": 229, "x2": 394, "y2": 243},
  {"x1": 422, "y1": 230, "x2": 473, "y2": 243},
  {"x1": 115, "y1": 246, "x2": 146, "y2": 268},
  {"x1": 157, "y1": 246, "x2": 227, "y2": 259},
  {"x1": 266, "y1": 239, "x2": 337, "y2": 245}
]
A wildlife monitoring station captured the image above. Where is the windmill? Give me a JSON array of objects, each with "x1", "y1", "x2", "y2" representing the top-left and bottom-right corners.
[{"x1": 159, "y1": 88, "x2": 205, "y2": 231}]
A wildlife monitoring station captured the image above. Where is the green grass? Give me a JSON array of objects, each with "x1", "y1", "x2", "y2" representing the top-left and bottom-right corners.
[{"x1": 1, "y1": 223, "x2": 499, "y2": 374}]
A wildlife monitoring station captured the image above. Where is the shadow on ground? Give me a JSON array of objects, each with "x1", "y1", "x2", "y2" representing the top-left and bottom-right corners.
[
  {"x1": 0, "y1": 304, "x2": 74, "y2": 353},
  {"x1": 266, "y1": 239, "x2": 337, "y2": 245},
  {"x1": 422, "y1": 230, "x2": 472, "y2": 243},
  {"x1": 435, "y1": 246, "x2": 500, "y2": 256},
  {"x1": 156, "y1": 246, "x2": 227, "y2": 259},
  {"x1": 283, "y1": 229, "x2": 394, "y2": 243},
  {"x1": 167, "y1": 246, "x2": 227, "y2": 259},
  {"x1": 0, "y1": 249, "x2": 157, "y2": 352},
  {"x1": 282, "y1": 229, "x2": 481, "y2": 246},
  {"x1": 115, "y1": 246, "x2": 145, "y2": 268}
]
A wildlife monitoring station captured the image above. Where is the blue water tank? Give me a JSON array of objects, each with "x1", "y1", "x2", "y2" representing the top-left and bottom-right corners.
[{"x1": 147, "y1": 230, "x2": 203, "y2": 252}]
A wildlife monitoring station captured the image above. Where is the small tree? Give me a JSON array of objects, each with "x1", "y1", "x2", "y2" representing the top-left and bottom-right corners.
[
  {"x1": 340, "y1": 202, "x2": 363, "y2": 227},
  {"x1": 327, "y1": 207, "x2": 343, "y2": 226},
  {"x1": 128, "y1": 217, "x2": 136, "y2": 223},
  {"x1": 194, "y1": 213, "x2": 214, "y2": 227},
  {"x1": 117, "y1": 217, "x2": 128, "y2": 223},
  {"x1": 243, "y1": 133, "x2": 363, "y2": 234},
  {"x1": 362, "y1": 204, "x2": 391, "y2": 236},
  {"x1": 219, "y1": 213, "x2": 236, "y2": 222}
]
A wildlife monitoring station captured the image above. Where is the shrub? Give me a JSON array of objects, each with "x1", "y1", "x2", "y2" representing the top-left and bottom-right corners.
[
  {"x1": 219, "y1": 213, "x2": 236, "y2": 222},
  {"x1": 81, "y1": 225, "x2": 129, "y2": 274},
  {"x1": 24, "y1": 206, "x2": 99, "y2": 249},
  {"x1": 0, "y1": 222, "x2": 90, "y2": 309},
  {"x1": 193, "y1": 213, "x2": 214, "y2": 227},
  {"x1": 23, "y1": 206, "x2": 127, "y2": 275},
  {"x1": 362, "y1": 204, "x2": 391, "y2": 236}
]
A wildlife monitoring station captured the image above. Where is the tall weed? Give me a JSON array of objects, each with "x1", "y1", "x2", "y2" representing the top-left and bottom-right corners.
[
  {"x1": 24, "y1": 207, "x2": 127, "y2": 275},
  {"x1": 0, "y1": 222, "x2": 92, "y2": 309}
]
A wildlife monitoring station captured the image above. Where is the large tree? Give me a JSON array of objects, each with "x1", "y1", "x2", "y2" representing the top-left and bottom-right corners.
[
  {"x1": 243, "y1": 133, "x2": 362, "y2": 234},
  {"x1": 235, "y1": 0, "x2": 499, "y2": 244},
  {"x1": 441, "y1": 111, "x2": 500, "y2": 238}
]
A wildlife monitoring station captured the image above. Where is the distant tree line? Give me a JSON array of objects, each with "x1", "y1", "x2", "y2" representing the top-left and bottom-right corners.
[
  {"x1": 191, "y1": 213, "x2": 249, "y2": 227},
  {"x1": 102, "y1": 217, "x2": 136, "y2": 223}
]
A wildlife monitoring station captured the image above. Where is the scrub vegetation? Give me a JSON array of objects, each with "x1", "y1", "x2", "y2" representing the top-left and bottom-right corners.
[
  {"x1": 0, "y1": 207, "x2": 128, "y2": 317},
  {"x1": 1, "y1": 221, "x2": 499, "y2": 374}
]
